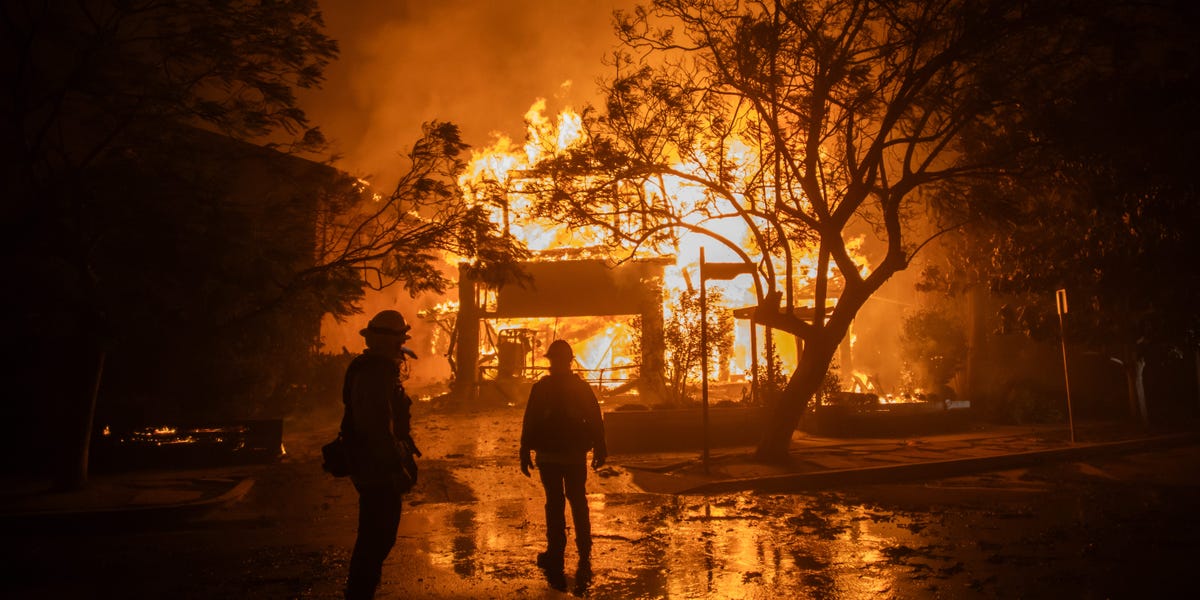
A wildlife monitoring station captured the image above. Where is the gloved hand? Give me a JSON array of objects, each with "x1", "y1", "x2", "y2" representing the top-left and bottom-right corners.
[
  {"x1": 591, "y1": 452, "x2": 606, "y2": 470},
  {"x1": 520, "y1": 449, "x2": 533, "y2": 477}
]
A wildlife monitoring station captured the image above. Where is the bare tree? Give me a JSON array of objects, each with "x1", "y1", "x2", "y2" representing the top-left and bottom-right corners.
[
  {"x1": 528, "y1": 0, "x2": 1068, "y2": 461},
  {"x1": 261, "y1": 121, "x2": 527, "y2": 321}
]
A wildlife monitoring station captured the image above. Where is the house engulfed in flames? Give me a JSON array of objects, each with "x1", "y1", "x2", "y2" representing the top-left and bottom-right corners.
[
  {"x1": 450, "y1": 256, "x2": 674, "y2": 405},
  {"x1": 429, "y1": 100, "x2": 875, "y2": 407}
]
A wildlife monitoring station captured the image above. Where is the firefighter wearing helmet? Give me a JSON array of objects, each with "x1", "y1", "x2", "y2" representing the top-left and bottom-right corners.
[
  {"x1": 519, "y1": 339, "x2": 608, "y2": 590},
  {"x1": 342, "y1": 309, "x2": 421, "y2": 599}
]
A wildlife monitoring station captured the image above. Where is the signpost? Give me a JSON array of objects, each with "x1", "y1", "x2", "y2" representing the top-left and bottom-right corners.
[
  {"x1": 699, "y1": 248, "x2": 755, "y2": 472},
  {"x1": 1056, "y1": 288, "x2": 1076, "y2": 443}
]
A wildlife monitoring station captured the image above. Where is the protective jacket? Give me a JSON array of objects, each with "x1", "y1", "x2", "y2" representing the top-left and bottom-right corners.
[
  {"x1": 342, "y1": 351, "x2": 416, "y2": 486},
  {"x1": 520, "y1": 372, "x2": 606, "y2": 465}
]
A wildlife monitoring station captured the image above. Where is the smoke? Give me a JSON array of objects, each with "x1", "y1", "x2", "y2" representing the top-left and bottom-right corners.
[{"x1": 306, "y1": 0, "x2": 634, "y2": 186}]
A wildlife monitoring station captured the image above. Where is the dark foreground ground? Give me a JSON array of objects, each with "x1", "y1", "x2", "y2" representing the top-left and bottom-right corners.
[{"x1": 3, "y1": 408, "x2": 1198, "y2": 599}]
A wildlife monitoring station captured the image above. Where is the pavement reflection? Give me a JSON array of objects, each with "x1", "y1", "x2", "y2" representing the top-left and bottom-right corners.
[
  {"x1": 3, "y1": 407, "x2": 1196, "y2": 599},
  {"x1": 406, "y1": 485, "x2": 939, "y2": 599},
  {"x1": 401, "y1": 410, "x2": 944, "y2": 599}
]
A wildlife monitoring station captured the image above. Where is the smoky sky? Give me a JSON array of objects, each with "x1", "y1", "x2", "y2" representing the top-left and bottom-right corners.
[{"x1": 304, "y1": 0, "x2": 635, "y2": 186}]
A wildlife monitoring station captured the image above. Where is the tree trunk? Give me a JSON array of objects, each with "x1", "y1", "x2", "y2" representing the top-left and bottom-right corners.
[
  {"x1": 755, "y1": 339, "x2": 838, "y2": 462},
  {"x1": 1122, "y1": 351, "x2": 1148, "y2": 428},
  {"x1": 54, "y1": 341, "x2": 106, "y2": 491},
  {"x1": 1134, "y1": 357, "x2": 1147, "y2": 427},
  {"x1": 962, "y1": 286, "x2": 986, "y2": 404},
  {"x1": 1194, "y1": 349, "x2": 1200, "y2": 413}
]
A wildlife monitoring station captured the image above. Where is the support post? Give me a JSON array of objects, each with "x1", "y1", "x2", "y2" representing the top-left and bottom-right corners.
[{"x1": 454, "y1": 265, "x2": 480, "y2": 402}]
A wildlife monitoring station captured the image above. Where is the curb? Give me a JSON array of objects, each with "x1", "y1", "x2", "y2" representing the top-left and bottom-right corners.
[
  {"x1": 676, "y1": 432, "x2": 1200, "y2": 495},
  {"x1": 0, "y1": 478, "x2": 255, "y2": 530}
]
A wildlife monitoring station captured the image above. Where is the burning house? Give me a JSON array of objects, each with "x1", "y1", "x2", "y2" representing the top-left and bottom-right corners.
[
  {"x1": 452, "y1": 257, "x2": 673, "y2": 405},
  {"x1": 426, "y1": 101, "x2": 852, "y2": 413},
  {"x1": 403, "y1": 99, "x2": 973, "y2": 439}
]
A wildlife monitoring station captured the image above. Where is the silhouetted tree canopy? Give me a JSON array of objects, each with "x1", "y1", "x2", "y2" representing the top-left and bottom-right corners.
[
  {"x1": 924, "y1": 0, "x2": 1200, "y2": 422},
  {"x1": 523, "y1": 0, "x2": 1084, "y2": 460},
  {"x1": 1, "y1": 1, "x2": 526, "y2": 487}
]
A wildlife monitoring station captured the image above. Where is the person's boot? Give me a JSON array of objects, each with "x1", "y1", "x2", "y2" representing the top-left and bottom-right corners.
[
  {"x1": 574, "y1": 558, "x2": 594, "y2": 596},
  {"x1": 536, "y1": 550, "x2": 566, "y2": 591},
  {"x1": 576, "y1": 554, "x2": 593, "y2": 578},
  {"x1": 536, "y1": 550, "x2": 564, "y2": 571},
  {"x1": 344, "y1": 575, "x2": 378, "y2": 600}
]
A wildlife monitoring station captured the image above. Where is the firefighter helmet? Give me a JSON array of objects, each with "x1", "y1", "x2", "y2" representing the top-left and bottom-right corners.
[
  {"x1": 359, "y1": 310, "x2": 411, "y2": 338},
  {"x1": 543, "y1": 339, "x2": 574, "y2": 360}
]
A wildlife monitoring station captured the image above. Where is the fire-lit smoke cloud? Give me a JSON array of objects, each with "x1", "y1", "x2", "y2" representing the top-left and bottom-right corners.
[{"x1": 305, "y1": 0, "x2": 635, "y2": 186}]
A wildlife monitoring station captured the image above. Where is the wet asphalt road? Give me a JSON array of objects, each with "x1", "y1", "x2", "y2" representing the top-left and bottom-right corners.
[{"x1": 4, "y1": 408, "x2": 1198, "y2": 599}]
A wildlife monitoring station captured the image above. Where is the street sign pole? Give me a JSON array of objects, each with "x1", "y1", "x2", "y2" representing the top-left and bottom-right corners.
[
  {"x1": 1056, "y1": 289, "x2": 1076, "y2": 443},
  {"x1": 697, "y1": 253, "x2": 754, "y2": 473},
  {"x1": 699, "y1": 248, "x2": 710, "y2": 473}
]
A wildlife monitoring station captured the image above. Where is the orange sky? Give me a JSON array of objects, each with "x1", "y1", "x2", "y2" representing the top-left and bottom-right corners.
[{"x1": 303, "y1": 0, "x2": 635, "y2": 186}]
